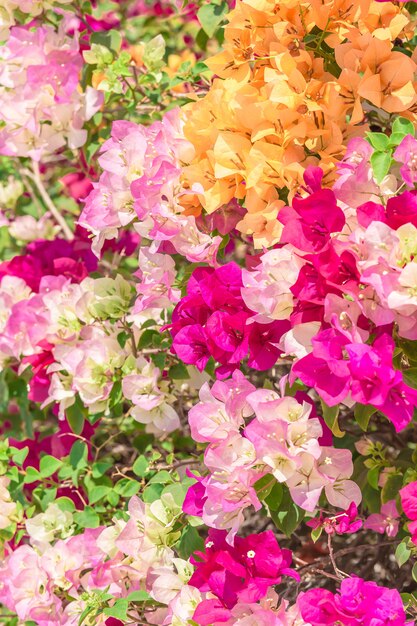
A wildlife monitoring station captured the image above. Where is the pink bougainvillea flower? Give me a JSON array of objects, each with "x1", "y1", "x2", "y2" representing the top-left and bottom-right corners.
[
  {"x1": 400, "y1": 481, "x2": 417, "y2": 544},
  {"x1": 298, "y1": 577, "x2": 408, "y2": 625},
  {"x1": 307, "y1": 502, "x2": 363, "y2": 536},
  {"x1": 364, "y1": 500, "x2": 399, "y2": 537},
  {"x1": 393, "y1": 135, "x2": 417, "y2": 188}
]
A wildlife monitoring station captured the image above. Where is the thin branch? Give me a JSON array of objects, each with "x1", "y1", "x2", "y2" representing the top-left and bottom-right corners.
[
  {"x1": 19, "y1": 171, "x2": 44, "y2": 217},
  {"x1": 328, "y1": 534, "x2": 344, "y2": 580},
  {"x1": 22, "y1": 161, "x2": 74, "y2": 241}
]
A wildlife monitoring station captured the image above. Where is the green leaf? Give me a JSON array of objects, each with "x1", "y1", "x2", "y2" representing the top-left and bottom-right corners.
[
  {"x1": 269, "y1": 487, "x2": 304, "y2": 536},
  {"x1": 196, "y1": 27, "x2": 209, "y2": 51},
  {"x1": 55, "y1": 497, "x2": 76, "y2": 513},
  {"x1": 381, "y1": 472, "x2": 403, "y2": 503},
  {"x1": 92, "y1": 461, "x2": 113, "y2": 478},
  {"x1": 366, "y1": 132, "x2": 389, "y2": 151},
  {"x1": 127, "y1": 590, "x2": 151, "y2": 602},
  {"x1": 34, "y1": 486, "x2": 57, "y2": 509},
  {"x1": 69, "y1": 441, "x2": 88, "y2": 470},
  {"x1": 138, "y1": 329, "x2": 162, "y2": 350},
  {"x1": 320, "y1": 400, "x2": 344, "y2": 437},
  {"x1": 108, "y1": 380, "x2": 123, "y2": 409},
  {"x1": 370, "y1": 151, "x2": 392, "y2": 184},
  {"x1": 412, "y1": 562, "x2": 417, "y2": 583},
  {"x1": 24, "y1": 466, "x2": 41, "y2": 484},
  {"x1": 354, "y1": 404, "x2": 376, "y2": 432},
  {"x1": 177, "y1": 525, "x2": 204, "y2": 559},
  {"x1": 151, "y1": 352, "x2": 166, "y2": 370},
  {"x1": 264, "y1": 482, "x2": 283, "y2": 511},
  {"x1": 395, "y1": 540, "x2": 411, "y2": 567},
  {"x1": 88, "y1": 485, "x2": 111, "y2": 505},
  {"x1": 103, "y1": 599, "x2": 128, "y2": 621},
  {"x1": 311, "y1": 525, "x2": 323, "y2": 543},
  {"x1": 142, "y1": 35, "x2": 166, "y2": 71},
  {"x1": 143, "y1": 483, "x2": 164, "y2": 503},
  {"x1": 254, "y1": 474, "x2": 276, "y2": 501},
  {"x1": 168, "y1": 363, "x2": 190, "y2": 380},
  {"x1": 148, "y1": 470, "x2": 173, "y2": 484},
  {"x1": 11, "y1": 446, "x2": 29, "y2": 467},
  {"x1": 197, "y1": 1, "x2": 229, "y2": 37},
  {"x1": 367, "y1": 466, "x2": 380, "y2": 490},
  {"x1": 107, "y1": 490, "x2": 120, "y2": 506},
  {"x1": 0, "y1": 372, "x2": 9, "y2": 412},
  {"x1": 162, "y1": 483, "x2": 188, "y2": 507},
  {"x1": 114, "y1": 478, "x2": 140, "y2": 498},
  {"x1": 390, "y1": 132, "x2": 408, "y2": 147},
  {"x1": 66, "y1": 398, "x2": 85, "y2": 435},
  {"x1": 91, "y1": 29, "x2": 122, "y2": 53},
  {"x1": 132, "y1": 455, "x2": 149, "y2": 478},
  {"x1": 74, "y1": 506, "x2": 100, "y2": 529},
  {"x1": 392, "y1": 117, "x2": 415, "y2": 138},
  {"x1": 83, "y1": 43, "x2": 113, "y2": 65},
  {"x1": 39, "y1": 455, "x2": 63, "y2": 478},
  {"x1": 400, "y1": 339, "x2": 417, "y2": 363},
  {"x1": 85, "y1": 141, "x2": 100, "y2": 164},
  {"x1": 403, "y1": 368, "x2": 417, "y2": 390}
]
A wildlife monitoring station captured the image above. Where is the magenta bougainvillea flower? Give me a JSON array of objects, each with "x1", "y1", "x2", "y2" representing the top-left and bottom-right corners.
[
  {"x1": 298, "y1": 577, "x2": 408, "y2": 625},
  {"x1": 278, "y1": 188, "x2": 345, "y2": 253},
  {"x1": 169, "y1": 263, "x2": 288, "y2": 375},
  {"x1": 189, "y1": 529, "x2": 298, "y2": 620},
  {"x1": 2, "y1": 1, "x2": 417, "y2": 624},
  {"x1": 307, "y1": 502, "x2": 363, "y2": 536}
]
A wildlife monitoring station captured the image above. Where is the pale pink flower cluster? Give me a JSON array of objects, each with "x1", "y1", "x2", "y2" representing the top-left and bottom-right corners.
[
  {"x1": 187, "y1": 372, "x2": 360, "y2": 542},
  {"x1": 79, "y1": 110, "x2": 221, "y2": 262},
  {"x1": 241, "y1": 247, "x2": 303, "y2": 323},
  {"x1": 0, "y1": 272, "x2": 180, "y2": 433},
  {"x1": 0, "y1": 23, "x2": 102, "y2": 160},
  {"x1": 332, "y1": 138, "x2": 398, "y2": 210},
  {"x1": 8, "y1": 214, "x2": 59, "y2": 242},
  {"x1": 0, "y1": 1, "x2": 73, "y2": 40},
  {"x1": 122, "y1": 356, "x2": 181, "y2": 436},
  {"x1": 0, "y1": 276, "x2": 92, "y2": 368},
  {"x1": 0, "y1": 495, "x2": 194, "y2": 626},
  {"x1": 350, "y1": 221, "x2": 417, "y2": 339},
  {"x1": 199, "y1": 591, "x2": 305, "y2": 626},
  {"x1": 46, "y1": 329, "x2": 128, "y2": 418},
  {"x1": 133, "y1": 248, "x2": 181, "y2": 322}
]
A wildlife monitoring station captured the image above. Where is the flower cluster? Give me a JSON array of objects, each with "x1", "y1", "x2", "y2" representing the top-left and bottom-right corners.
[
  {"x1": 1, "y1": 0, "x2": 417, "y2": 624},
  {"x1": 183, "y1": 372, "x2": 360, "y2": 541},
  {"x1": 298, "y1": 577, "x2": 408, "y2": 625},
  {"x1": 170, "y1": 147, "x2": 417, "y2": 432},
  {"x1": 0, "y1": 22, "x2": 101, "y2": 160},
  {"x1": 180, "y1": 0, "x2": 417, "y2": 245},
  {"x1": 0, "y1": 494, "x2": 196, "y2": 626},
  {"x1": 0, "y1": 0, "x2": 72, "y2": 39},
  {"x1": 189, "y1": 529, "x2": 298, "y2": 624},
  {"x1": 400, "y1": 481, "x2": 417, "y2": 545},
  {"x1": 79, "y1": 111, "x2": 221, "y2": 261},
  {"x1": 0, "y1": 236, "x2": 182, "y2": 436},
  {"x1": 169, "y1": 263, "x2": 287, "y2": 376}
]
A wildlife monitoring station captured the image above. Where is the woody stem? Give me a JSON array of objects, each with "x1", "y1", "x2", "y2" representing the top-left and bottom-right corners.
[
  {"x1": 328, "y1": 534, "x2": 343, "y2": 580},
  {"x1": 25, "y1": 161, "x2": 74, "y2": 241}
]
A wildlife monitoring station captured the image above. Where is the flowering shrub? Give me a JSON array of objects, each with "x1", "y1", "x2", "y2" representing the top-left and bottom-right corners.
[{"x1": 1, "y1": 0, "x2": 417, "y2": 625}]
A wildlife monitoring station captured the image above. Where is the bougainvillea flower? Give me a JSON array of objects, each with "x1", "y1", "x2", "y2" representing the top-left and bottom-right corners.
[
  {"x1": 278, "y1": 189, "x2": 345, "y2": 253},
  {"x1": 189, "y1": 529, "x2": 298, "y2": 612},
  {"x1": 298, "y1": 577, "x2": 408, "y2": 625}
]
